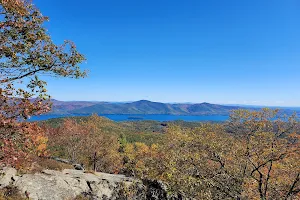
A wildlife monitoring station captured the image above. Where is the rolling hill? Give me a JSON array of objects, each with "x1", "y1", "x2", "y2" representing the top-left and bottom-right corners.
[{"x1": 50, "y1": 100, "x2": 243, "y2": 115}]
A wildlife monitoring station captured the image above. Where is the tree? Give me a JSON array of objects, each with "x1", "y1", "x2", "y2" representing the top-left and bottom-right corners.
[
  {"x1": 0, "y1": 0, "x2": 86, "y2": 167},
  {"x1": 122, "y1": 110, "x2": 300, "y2": 200},
  {"x1": 44, "y1": 115, "x2": 123, "y2": 174},
  {"x1": 79, "y1": 114, "x2": 123, "y2": 173},
  {"x1": 123, "y1": 124, "x2": 241, "y2": 199},
  {"x1": 227, "y1": 109, "x2": 300, "y2": 200}
]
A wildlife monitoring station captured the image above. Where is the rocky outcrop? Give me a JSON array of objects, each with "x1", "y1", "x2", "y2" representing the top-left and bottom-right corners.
[
  {"x1": 0, "y1": 167, "x2": 184, "y2": 200},
  {"x1": 0, "y1": 167, "x2": 18, "y2": 189}
]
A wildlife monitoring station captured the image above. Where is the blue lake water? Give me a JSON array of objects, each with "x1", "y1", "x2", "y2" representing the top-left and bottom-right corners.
[{"x1": 29, "y1": 114, "x2": 229, "y2": 122}]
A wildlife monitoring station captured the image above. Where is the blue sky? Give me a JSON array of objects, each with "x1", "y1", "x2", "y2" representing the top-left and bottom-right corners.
[{"x1": 34, "y1": 0, "x2": 300, "y2": 106}]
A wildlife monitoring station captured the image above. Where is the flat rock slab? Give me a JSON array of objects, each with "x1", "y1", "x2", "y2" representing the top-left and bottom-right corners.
[
  {"x1": 0, "y1": 168, "x2": 141, "y2": 200},
  {"x1": 0, "y1": 167, "x2": 183, "y2": 200}
]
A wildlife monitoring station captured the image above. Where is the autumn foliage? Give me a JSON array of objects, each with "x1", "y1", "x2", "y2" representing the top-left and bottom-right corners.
[
  {"x1": 41, "y1": 110, "x2": 300, "y2": 200},
  {"x1": 0, "y1": 1, "x2": 299, "y2": 199},
  {"x1": 120, "y1": 109, "x2": 300, "y2": 200},
  {"x1": 0, "y1": 122, "x2": 48, "y2": 168},
  {"x1": 44, "y1": 114, "x2": 122, "y2": 174},
  {"x1": 0, "y1": 0, "x2": 86, "y2": 167}
]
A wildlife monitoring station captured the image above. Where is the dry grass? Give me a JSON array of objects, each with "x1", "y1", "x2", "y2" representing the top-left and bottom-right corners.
[
  {"x1": 19, "y1": 157, "x2": 73, "y2": 174},
  {"x1": 35, "y1": 157, "x2": 73, "y2": 170},
  {"x1": 0, "y1": 185, "x2": 27, "y2": 200},
  {"x1": 73, "y1": 194, "x2": 91, "y2": 200},
  {"x1": 83, "y1": 170, "x2": 96, "y2": 175}
]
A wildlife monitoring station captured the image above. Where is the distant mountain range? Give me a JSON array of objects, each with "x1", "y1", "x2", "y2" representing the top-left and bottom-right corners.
[{"x1": 48, "y1": 100, "x2": 299, "y2": 116}]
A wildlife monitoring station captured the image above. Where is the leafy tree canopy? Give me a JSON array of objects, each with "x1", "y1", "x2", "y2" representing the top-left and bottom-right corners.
[
  {"x1": 0, "y1": 0, "x2": 87, "y2": 121},
  {"x1": 0, "y1": 0, "x2": 86, "y2": 167}
]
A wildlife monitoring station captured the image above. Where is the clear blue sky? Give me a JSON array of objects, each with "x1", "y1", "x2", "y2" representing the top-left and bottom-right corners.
[{"x1": 34, "y1": 0, "x2": 300, "y2": 106}]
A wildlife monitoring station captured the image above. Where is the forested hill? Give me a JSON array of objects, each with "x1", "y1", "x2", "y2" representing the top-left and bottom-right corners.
[
  {"x1": 50, "y1": 100, "x2": 243, "y2": 115},
  {"x1": 49, "y1": 100, "x2": 300, "y2": 116}
]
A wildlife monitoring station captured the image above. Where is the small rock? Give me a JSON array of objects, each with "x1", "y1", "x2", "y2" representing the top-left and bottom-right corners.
[{"x1": 73, "y1": 164, "x2": 84, "y2": 171}]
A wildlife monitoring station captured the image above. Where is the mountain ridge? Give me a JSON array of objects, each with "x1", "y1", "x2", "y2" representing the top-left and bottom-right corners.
[
  {"x1": 50, "y1": 99, "x2": 244, "y2": 115},
  {"x1": 47, "y1": 99, "x2": 300, "y2": 116}
]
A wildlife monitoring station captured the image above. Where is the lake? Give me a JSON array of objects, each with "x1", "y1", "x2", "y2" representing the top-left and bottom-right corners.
[{"x1": 29, "y1": 114, "x2": 229, "y2": 122}]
